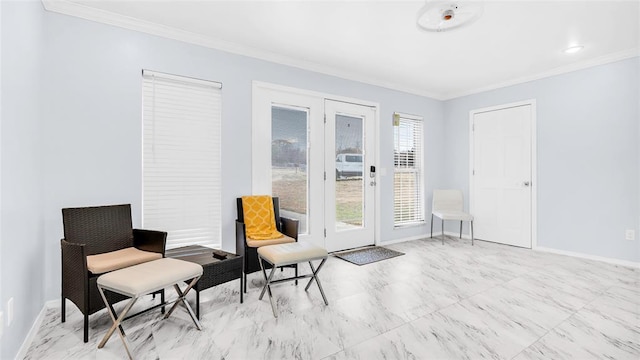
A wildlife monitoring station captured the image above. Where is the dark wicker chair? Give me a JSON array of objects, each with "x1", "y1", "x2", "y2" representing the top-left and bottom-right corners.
[
  {"x1": 235, "y1": 197, "x2": 298, "y2": 293},
  {"x1": 60, "y1": 204, "x2": 167, "y2": 343}
]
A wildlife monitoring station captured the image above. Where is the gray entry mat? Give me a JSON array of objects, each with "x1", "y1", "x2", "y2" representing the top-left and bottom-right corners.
[{"x1": 333, "y1": 246, "x2": 404, "y2": 265}]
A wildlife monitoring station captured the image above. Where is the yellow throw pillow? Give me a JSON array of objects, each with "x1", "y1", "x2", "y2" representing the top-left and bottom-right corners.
[{"x1": 241, "y1": 195, "x2": 283, "y2": 240}]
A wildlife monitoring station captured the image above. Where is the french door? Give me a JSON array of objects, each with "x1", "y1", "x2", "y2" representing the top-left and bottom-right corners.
[
  {"x1": 324, "y1": 100, "x2": 376, "y2": 252},
  {"x1": 252, "y1": 90, "x2": 325, "y2": 248},
  {"x1": 252, "y1": 84, "x2": 377, "y2": 252}
]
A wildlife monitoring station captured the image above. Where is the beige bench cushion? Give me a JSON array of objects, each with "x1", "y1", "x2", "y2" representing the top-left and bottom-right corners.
[
  {"x1": 97, "y1": 258, "x2": 203, "y2": 297},
  {"x1": 87, "y1": 247, "x2": 162, "y2": 274},
  {"x1": 258, "y1": 242, "x2": 328, "y2": 266},
  {"x1": 246, "y1": 235, "x2": 296, "y2": 248}
]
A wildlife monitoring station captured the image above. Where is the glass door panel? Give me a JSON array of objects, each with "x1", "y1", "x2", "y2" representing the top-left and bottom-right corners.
[
  {"x1": 335, "y1": 115, "x2": 364, "y2": 230},
  {"x1": 271, "y1": 105, "x2": 309, "y2": 234}
]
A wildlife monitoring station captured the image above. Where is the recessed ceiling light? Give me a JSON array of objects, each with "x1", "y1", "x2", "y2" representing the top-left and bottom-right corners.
[{"x1": 564, "y1": 45, "x2": 584, "y2": 54}]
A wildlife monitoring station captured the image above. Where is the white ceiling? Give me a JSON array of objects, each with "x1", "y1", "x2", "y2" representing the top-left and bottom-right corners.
[{"x1": 44, "y1": 0, "x2": 640, "y2": 100}]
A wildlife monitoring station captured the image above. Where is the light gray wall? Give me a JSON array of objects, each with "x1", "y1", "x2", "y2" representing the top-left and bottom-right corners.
[
  {"x1": 0, "y1": 0, "x2": 3, "y2": 357},
  {"x1": 39, "y1": 6, "x2": 444, "y2": 307},
  {"x1": 443, "y1": 57, "x2": 640, "y2": 262},
  {"x1": 1, "y1": 1, "x2": 46, "y2": 358}
]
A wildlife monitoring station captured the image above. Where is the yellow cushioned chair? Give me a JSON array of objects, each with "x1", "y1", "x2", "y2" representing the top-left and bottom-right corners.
[{"x1": 236, "y1": 196, "x2": 298, "y2": 293}]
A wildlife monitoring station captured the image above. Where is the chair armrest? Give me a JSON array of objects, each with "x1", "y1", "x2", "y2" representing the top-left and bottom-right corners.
[
  {"x1": 280, "y1": 217, "x2": 299, "y2": 241},
  {"x1": 61, "y1": 239, "x2": 88, "y2": 292},
  {"x1": 235, "y1": 220, "x2": 246, "y2": 256},
  {"x1": 133, "y1": 229, "x2": 167, "y2": 256}
]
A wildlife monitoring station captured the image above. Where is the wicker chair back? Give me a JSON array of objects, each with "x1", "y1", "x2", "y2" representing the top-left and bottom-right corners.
[{"x1": 62, "y1": 204, "x2": 134, "y2": 256}]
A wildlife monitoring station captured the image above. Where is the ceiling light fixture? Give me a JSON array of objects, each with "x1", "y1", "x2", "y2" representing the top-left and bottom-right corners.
[
  {"x1": 417, "y1": 0, "x2": 485, "y2": 33},
  {"x1": 564, "y1": 45, "x2": 584, "y2": 54}
]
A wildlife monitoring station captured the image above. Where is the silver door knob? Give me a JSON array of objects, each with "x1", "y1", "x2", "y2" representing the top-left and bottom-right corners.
[{"x1": 523, "y1": 181, "x2": 530, "y2": 187}]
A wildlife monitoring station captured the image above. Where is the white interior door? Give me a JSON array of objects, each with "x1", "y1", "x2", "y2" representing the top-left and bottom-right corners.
[
  {"x1": 471, "y1": 104, "x2": 532, "y2": 248},
  {"x1": 324, "y1": 100, "x2": 376, "y2": 252}
]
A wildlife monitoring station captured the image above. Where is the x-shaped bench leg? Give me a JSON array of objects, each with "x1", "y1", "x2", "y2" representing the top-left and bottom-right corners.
[
  {"x1": 164, "y1": 277, "x2": 202, "y2": 330},
  {"x1": 258, "y1": 258, "x2": 278, "y2": 316},
  {"x1": 97, "y1": 287, "x2": 138, "y2": 360},
  {"x1": 258, "y1": 256, "x2": 328, "y2": 317},
  {"x1": 304, "y1": 258, "x2": 328, "y2": 305}
]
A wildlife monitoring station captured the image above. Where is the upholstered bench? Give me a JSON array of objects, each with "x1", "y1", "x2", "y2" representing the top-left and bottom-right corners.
[
  {"x1": 96, "y1": 258, "x2": 203, "y2": 359},
  {"x1": 257, "y1": 242, "x2": 329, "y2": 317}
]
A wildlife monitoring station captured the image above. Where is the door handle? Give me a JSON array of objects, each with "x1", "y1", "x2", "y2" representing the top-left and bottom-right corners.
[{"x1": 523, "y1": 181, "x2": 530, "y2": 187}]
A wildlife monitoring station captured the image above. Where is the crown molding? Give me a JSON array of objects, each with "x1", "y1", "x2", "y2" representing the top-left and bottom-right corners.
[
  {"x1": 443, "y1": 48, "x2": 640, "y2": 100},
  {"x1": 42, "y1": 0, "x2": 639, "y2": 102},
  {"x1": 41, "y1": 0, "x2": 444, "y2": 100}
]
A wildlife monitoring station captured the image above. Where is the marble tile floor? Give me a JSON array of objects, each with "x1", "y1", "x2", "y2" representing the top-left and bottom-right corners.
[{"x1": 24, "y1": 238, "x2": 639, "y2": 359}]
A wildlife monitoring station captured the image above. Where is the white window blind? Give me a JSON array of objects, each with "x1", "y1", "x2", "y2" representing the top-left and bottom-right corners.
[
  {"x1": 142, "y1": 70, "x2": 222, "y2": 249},
  {"x1": 393, "y1": 113, "x2": 425, "y2": 226}
]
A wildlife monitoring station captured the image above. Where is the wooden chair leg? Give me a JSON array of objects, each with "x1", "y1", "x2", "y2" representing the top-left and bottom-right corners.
[
  {"x1": 243, "y1": 272, "x2": 247, "y2": 293},
  {"x1": 61, "y1": 297, "x2": 66, "y2": 322},
  {"x1": 196, "y1": 290, "x2": 200, "y2": 320},
  {"x1": 83, "y1": 313, "x2": 89, "y2": 343},
  {"x1": 161, "y1": 289, "x2": 165, "y2": 314}
]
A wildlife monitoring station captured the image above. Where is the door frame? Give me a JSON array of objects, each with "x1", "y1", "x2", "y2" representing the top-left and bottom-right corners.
[
  {"x1": 252, "y1": 81, "x2": 381, "y2": 249},
  {"x1": 469, "y1": 99, "x2": 537, "y2": 249}
]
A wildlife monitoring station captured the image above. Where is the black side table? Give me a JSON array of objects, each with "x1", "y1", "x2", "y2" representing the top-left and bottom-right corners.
[{"x1": 166, "y1": 245, "x2": 243, "y2": 319}]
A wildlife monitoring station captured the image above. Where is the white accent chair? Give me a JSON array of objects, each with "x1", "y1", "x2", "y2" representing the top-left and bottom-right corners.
[{"x1": 431, "y1": 189, "x2": 474, "y2": 245}]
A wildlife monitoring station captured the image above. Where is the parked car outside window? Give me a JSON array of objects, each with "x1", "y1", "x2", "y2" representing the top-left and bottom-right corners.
[{"x1": 336, "y1": 153, "x2": 363, "y2": 179}]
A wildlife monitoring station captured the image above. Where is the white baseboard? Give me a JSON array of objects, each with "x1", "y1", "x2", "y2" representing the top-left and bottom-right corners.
[
  {"x1": 15, "y1": 303, "x2": 50, "y2": 360},
  {"x1": 380, "y1": 233, "x2": 639, "y2": 269},
  {"x1": 378, "y1": 231, "x2": 473, "y2": 246},
  {"x1": 442, "y1": 231, "x2": 473, "y2": 240},
  {"x1": 378, "y1": 234, "x2": 429, "y2": 245},
  {"x1": 44, "y1": 299, "x2": 60, "y2": 309},
  {"x1": 535, "y1": 246, "x2": 640, "y2": 269},
  {"x1": 430, "y1": 231, "x2": 473, "y2": 240}
]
